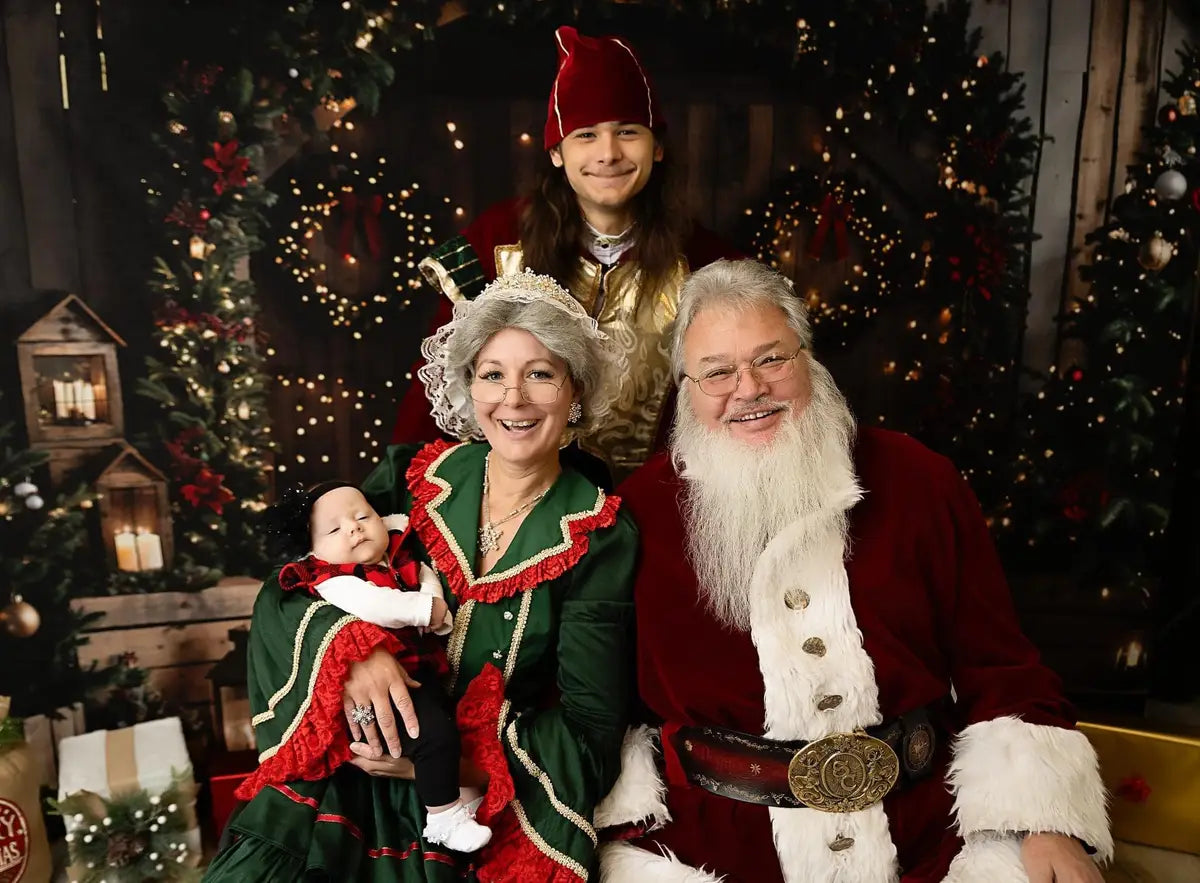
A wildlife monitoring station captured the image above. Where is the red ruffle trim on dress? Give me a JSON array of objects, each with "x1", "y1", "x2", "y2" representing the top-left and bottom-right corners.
[
  {"x1": 235, "y1": 620, "x2": 403, "y2": 801},
  {"x1": 475, "y1": 806, "x2": 586, "y2": 883},
  {"x1": 456, "y1": 664, "x2": 515, "y2": 825},
  {"x1": 405, "y1": 440, "x2": 621, "y2": 604}
]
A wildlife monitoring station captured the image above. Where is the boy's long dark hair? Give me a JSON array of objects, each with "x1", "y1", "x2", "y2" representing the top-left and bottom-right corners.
[{"x1": 519, "y1": 140, "x2": 691, "y2": 309}]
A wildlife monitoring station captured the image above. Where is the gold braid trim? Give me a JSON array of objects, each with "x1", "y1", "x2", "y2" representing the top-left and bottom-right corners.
[
  {"x1": 258, "y1": 613, "x2": 357, "y2": 762},
  {"x1": 506, "y1": 716, "x2": 599, "y2": 846},
  {"x1": 503, "y1": 590, "x2": 534, "y2": 682},
  {"x1": 510, "y1": 798, "x2": 590, "y2": 880},
  {"x1": 251, "y1": 600, "x2": 332, "y2": 727}
]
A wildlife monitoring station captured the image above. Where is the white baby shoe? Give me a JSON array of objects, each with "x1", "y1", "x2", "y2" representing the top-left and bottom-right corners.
[{"x1": 423, "y1": 802, "x2": 492, "y2": 852}]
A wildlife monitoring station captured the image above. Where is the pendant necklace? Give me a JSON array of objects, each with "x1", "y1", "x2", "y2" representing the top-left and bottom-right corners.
[{"x1": 479, "y1": 454, "x2": 550, "y2": 555}]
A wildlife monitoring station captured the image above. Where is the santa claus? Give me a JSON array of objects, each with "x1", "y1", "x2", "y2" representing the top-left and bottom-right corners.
[{"x1": 596, "y1": 259, "x2": 1111, "y2": 882}]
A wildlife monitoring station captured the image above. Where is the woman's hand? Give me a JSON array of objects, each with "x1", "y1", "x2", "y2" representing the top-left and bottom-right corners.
[
  {"x1": 342, "y1": 647, "x2": 422, "y2": 758},
  {"x1": 346, "y1": 740, "x2": 417, "y2": 778}
]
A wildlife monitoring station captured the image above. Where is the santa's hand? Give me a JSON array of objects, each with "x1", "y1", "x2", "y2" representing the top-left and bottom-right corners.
[{"x1": 1020, "y1": 832, "x2": 1102, "y2": 883}]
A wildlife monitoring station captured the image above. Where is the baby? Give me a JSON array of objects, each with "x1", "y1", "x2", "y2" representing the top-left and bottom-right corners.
[{"x1": 265, "y1": 480, "x2": 491, "y2": 852}]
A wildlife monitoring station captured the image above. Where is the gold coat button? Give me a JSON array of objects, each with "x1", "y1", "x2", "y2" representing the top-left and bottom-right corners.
[
  {"x1": 802, "y1": 638, "x2": 826, "y2": 657},
  {"x1": 784, "y1": 589, "x2": 810, "y2": 610},
  {"x1": 817, "y1": 694, "x2": 843, "y2": 711},
  {"x1": 829, "y1": 836, "x2": 855, "y2": 851}
]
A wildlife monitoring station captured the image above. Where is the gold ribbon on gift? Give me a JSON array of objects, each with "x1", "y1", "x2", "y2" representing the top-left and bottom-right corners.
[{"x1": 66, "y1": 726, "x2": 201, "y2": 878}]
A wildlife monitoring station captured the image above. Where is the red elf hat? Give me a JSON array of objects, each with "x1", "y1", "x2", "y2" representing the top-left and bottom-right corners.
[{"x1": 544, "y1": 25, "x2": 663, "y2": 150}]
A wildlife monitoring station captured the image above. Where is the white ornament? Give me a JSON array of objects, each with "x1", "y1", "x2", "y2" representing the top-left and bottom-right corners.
[
  {"x1": 1154, "y1": 169, "x2": 1188, "y2": 200},
  {"x1": 73, "y1": 813, "x2": 83, "y2": 823},
  {"x1": 150, "y1": 824, "x2": 159, "y2": 832},
  {"x1": 149, "y1": 852, "x2": 159, "y2": 861},
  {"x1": 157, "y1": 815, "x2": 167, "y2": 824},
  {"x1": 134, "y1": 810, "x2": 144, "y2": 819},
  {"x1": 23, "y1": 495, "x2": 43, "y2": 510},
  {"x1": 102, "y1": 816, "x2": 111, "y2": 826},
  {"x1": 13, "y1": 480, "x2": 36, "y2": 497},
  {"x1": 83, "y1": 834, "x2": 92, "y2": 843},
  {"x1": 150, "y1": 795, "x2": 160, "y2": 805},
  {"x1": 167, "y1": 803, "x2": 177, "y2": 813}
]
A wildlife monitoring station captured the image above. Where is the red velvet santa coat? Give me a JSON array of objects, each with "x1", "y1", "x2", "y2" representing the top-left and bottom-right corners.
[{"x1": 597, "y1": 428, "x2": 1111, "y2": 883}]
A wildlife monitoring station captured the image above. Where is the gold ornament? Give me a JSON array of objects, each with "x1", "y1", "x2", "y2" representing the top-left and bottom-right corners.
[
  {"x1": 1, "y1": 596, "x2": 41, "y2": 638},
  {"x1": 1180, "y1": 92, "x2": 1197, "y2": 116},
  {"x1": 1138, "y1": 235, "x2": 1173, "y2": 271}
]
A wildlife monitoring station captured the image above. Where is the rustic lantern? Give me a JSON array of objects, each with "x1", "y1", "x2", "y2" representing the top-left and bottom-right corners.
[
  {"x1": 17, "y1": 295, "x2": 126, "y2": 485},
  {"x1": 207, "y1": 627, "x2": 253, "y2": 752},
  {"x1": 95, "y1": 444, "x2": 173, "y2": 573}
]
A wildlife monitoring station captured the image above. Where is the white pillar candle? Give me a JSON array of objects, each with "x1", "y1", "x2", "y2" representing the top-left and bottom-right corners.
[
  {"x1": 114, "y1": 530, "x2": 139, "y2": 572},
  {"x1": 52, "y1": 380, "x2": 68, "y2": 420},
  {"x1": 135, "y1": 530, "x2": 165, "y2": 571},
  {"x1": 78, "y1": 382, "x2": 96, "y2": 421}
]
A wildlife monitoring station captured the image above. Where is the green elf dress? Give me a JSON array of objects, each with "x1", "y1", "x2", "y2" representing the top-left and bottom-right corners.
[{"x1": 203, "y1": 439, "x2": 637, "y2": 882}]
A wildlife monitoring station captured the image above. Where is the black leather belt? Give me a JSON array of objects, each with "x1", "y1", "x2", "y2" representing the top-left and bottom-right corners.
[{"x1": 666, "y1": 702, "x2": 943, "y2": 812}]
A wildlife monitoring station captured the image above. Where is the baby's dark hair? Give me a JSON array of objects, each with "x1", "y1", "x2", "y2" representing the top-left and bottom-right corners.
[{"x1": 262, "y1": 480, "x2": 356, "y2": 561}]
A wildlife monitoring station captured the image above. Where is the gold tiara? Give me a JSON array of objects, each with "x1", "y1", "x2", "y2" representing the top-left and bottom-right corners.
[{"x1": 478, "y1": 268, "x2": 584, "y2": 315}]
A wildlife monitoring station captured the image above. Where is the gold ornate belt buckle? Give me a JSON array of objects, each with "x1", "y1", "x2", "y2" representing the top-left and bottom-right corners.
[{"x1": 786, "y1": 731, "x2": 900, "y2": 812}]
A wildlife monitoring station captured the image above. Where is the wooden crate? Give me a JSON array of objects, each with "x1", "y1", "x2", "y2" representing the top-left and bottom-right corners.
[{"x1": 71, "y1": 578, "x2": 259, "y2": 747}]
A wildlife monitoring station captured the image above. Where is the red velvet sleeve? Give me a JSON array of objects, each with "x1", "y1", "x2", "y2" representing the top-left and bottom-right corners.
[{"x1": 931, "y1": 458, "x2": 1075, "y2": 730}]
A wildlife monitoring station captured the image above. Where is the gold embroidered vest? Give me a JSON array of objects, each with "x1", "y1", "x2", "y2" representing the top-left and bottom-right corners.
[{"x1": 495, "y1": 245, "x2": 687, "y2": 482}]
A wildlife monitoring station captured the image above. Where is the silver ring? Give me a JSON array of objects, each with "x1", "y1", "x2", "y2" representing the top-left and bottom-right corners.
[{"x1": 349, "y1": 704, "x2": 376, "y2": 726}]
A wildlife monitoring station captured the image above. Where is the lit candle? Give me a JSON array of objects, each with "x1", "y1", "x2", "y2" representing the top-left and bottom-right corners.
[
  {"x1": 114, "y1": 529, "x2": 139, "y2": 572},
  {"x1": 52, "y1": 380, "x2": 69, "y2": 419},
  {"x1": 78, "y1": 381, "x2": 96, "y2": 421},
  {"x1": 135, "y1": 529, "x2": 164, "y2": 571}
]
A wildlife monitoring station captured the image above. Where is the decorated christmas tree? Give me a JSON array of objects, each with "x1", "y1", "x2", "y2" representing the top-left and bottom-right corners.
[
  {"x1": 136, "y1": 2, "x2": 431, "y2": 579},
  {"x1": 0, "y1": 413, "x2": 112, "y2": 718},
  {"x1": 1005, "y1": 45, "x2": 1200, "y2": 654}
]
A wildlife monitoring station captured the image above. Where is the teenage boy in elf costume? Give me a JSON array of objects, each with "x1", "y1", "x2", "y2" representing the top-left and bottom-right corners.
[{"x1": 391, "y1": 25, "x2": 742, "y2": 483}]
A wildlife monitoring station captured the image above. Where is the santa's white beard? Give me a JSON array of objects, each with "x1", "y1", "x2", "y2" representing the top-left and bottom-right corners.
[{"x1": 670, "y1": 361, "x2": 858, "y2": 631}]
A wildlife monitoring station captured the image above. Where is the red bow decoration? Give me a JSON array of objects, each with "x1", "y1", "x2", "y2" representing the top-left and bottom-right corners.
[
  {"x1": 181, "y1": 466, "x2": 236, "y2": 514},
  {"x1": 807, "y1": 193, "x2": 851, "y2": 262},
  {"x1": 337, "y1": 192, "x2": 385, "y2": 260},
  {"x1": 1116, "y1": 774, "x2": 1152, "y2": 804},
  {"x1": 203, "y1": 141, "x2": 250, "y2": 195}
]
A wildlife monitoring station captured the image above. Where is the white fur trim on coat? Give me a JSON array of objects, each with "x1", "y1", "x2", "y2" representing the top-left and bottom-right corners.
[
  {"x1": 746, "y1": 474, "x2": 902, "y2": 882},
  {"x1": 599, "y1": 842, "x2": 724, "y2": 883},
  {"x1": 941, "y1": 834, "x2": 1029, "y2": 883},
  {"x1": 948, "y1": 716, "x2": 1113, "y2": 862},
  {"x1": 594, "y1": 725, "x2": 670, "y2": 830}
]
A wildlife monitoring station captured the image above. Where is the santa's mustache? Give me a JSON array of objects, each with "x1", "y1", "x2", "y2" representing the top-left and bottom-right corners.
[{"x1": 723, "y1": 398, "x2": 791, "y2": 423}]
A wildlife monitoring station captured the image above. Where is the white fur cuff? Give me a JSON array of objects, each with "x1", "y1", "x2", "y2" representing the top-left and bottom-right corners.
[
  {"x1": 594, "y1": 725, "x2": 670, "y2": 830},
  {"x1": 941, "y1": 835, "x2": 1029, "y2": 883},
  {"x1": 947, "y1": 717, "x2": 1113, "y2": 861},
  {"x1": 599, "y1": 842, "x2": 725, "y2": 883},
  {"x1": 381, "y1": 513, "x2": 410, "y2": 532}
]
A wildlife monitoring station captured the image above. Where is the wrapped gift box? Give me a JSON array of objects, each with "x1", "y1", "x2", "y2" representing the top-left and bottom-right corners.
[
  {"x1": 207, "y1": 749, "x2": 258, "y2": 837},
  {"x1": 57, "y1": 717, "x2": 201, "y2": 865},
  {"x1": 1079, "y1": 721, "x2": 1200, "y2": 855}
]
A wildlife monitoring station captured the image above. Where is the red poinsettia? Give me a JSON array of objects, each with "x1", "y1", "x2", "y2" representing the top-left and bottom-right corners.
[
  {"x1": 203, "y1": 141, "x2": 250, "y2": 195},
  {"x1": 181, "y1": 466, "x2": 236, "y2": 514},
  {"x1": 1116, "y1": 774, "x2": 1152, "y2": 804},
  {"x1": 165, "y1": 199, "x2": 212, "y2": 234}
]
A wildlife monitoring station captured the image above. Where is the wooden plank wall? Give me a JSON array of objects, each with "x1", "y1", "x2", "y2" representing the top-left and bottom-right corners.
[
  {"x1": 970, "y1": 0, "x2": 1181, "y2": 376},
  {"x1": 72, "y1": 579, "x2": 258, "y2": 745}
]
